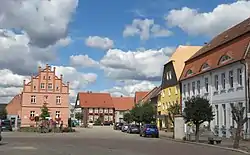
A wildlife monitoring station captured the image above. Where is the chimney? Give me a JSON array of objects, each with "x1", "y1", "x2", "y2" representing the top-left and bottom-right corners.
[
  {"x1": 120, "y1": 95, "x2": 123, "y2": 97},
  {"x1": 23, "y1": 80, "x2": 26, "y2": 85},
  {"x1": 53, "y1": 67, "x2": 56, "y2": 73}
]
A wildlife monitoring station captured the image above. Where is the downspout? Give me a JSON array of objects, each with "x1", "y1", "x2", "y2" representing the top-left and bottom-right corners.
[{"x1": 240, "y1": 60, "x2": 249, "y2": 138}]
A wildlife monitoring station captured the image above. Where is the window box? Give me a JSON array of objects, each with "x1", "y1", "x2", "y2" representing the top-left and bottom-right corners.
[
  {"x1": 220, "y1": 89, "x2": 226, "y2": 93},
  {"x1": 228, "y1": 88, "x2": 234, "y2": 92},
  {"x1": 204, "y1": 92, "x2": 209, "y2": 96},
  {"x1": 236, "y1": 86, "x2": 243, "y2": 91},
  {"x1": 213, "y1": 91, "x2": 219, "y2": 96}
]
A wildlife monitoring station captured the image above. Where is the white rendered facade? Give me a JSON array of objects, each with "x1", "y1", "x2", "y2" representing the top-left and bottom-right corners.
[{"x1": 181, "y1": 61, "x2": 249, "y2": 138}]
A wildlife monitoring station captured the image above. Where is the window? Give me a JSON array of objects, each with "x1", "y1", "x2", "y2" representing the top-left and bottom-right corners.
[
  {"x1": 40, "y1": 83, "x2": 45, "y2": 89},
  {"x1": 94, "y1": 115, "x2": 99, "y2": 121},
  {"x1": 197, "y1": 80, "x2": 200, "y2": 94},
  {"x1": 222, "y1": 104, "x2": 226, "y2": 126},
  {"x1": 229, "y1": 70, "x2": 234, "y2": 88},
  {"x1": 56, "y1": 96, "x2": 61, "y2": 104},
  {"x1": 89, "y1": 108, "x2": 93, "y2": 113},
  {"x1": 104, "y1": 109, "x2": 108, "y2": 113},
  {"x1": 237, "y1": 68, "x2": 242, "y2": 86},
  {"x1": 99, "y1": 109, "x2": 103, "y2": 113},
  {"x1": 230, "y1": 103, "x2": 235, "y2": 127},
  {"x1": 109, "y1": 115, "x2": 113, "y2": 121},
  {"x1": 221, "y1": 73, "x2": 226, "y2": 89},
  {"x1": 48, "y1": 76, "x2": 51, "y2": 80},
  {"x1": 214, "y1": 75, "x2": 219, "y2": 91},
  {"x1": 168, "y1": 88, "x2": 171, "y2": 96},
  {"x1": 30, "y1": 111, "x2": 35, "y2": 117},
  {"x1": 168, "y1": 71, "x2": 172, "y2": 79},
  {"x1": 192, "y1": 82, "x2": 195, "y2": 95},
  {"x1": 94, "y1": 109, "x2": 98, "y2": 113},
  {"x1": 187, "y1": 83, "x2": 190, "y2": 96},
  {"x1": 186, "y1": 69, "x2": 193, "y2": 76},
  {"x1": 88, "y1": 115, "x2": 93, "y2": 121},
  {"x1": 55, "y1": 111, "x2": 60, "y2": 118},
  {"x1": 215, "y1": 105, "x2": 219, "y2": 125},
  {"x1": 56, "y1": 86, "x2": 59, "y2": 90},
  {"x1": 239, "y1": 102, "x2": 243, "y2": 108},
  {"x1": 104, "y1": 115, "x2": 108, "y2": 121},
  {"x1": 109, "y1": 109, "x2": 113, "y2": 113},
  {"x1": 175, "y1": 86, "x2": 178, "y2": 94},
  {"x1": 201, "y1": 63, "x2": 210, "y2": 71},
  {"x1": 48, "y1": 83, "x2": 53, "y2": 89},
  {"x1": 166, "y1": 72, "x2": 169, "y2": 80},
  {"x1": 33, "y1": 86, "x2": 36, "y2": 90},
  {"x1": 183, "y1": 84, "x2": 186, "y2": 96},
  {"x1": 205, "y1": 78, "x2": 209, "y2": 92},
  {"x1": 219, "y1": 55, "x2": 231, "y2": 64},
  {"x1": 43, "y1": 76, "x2": 46, "y2": 80},
  {"x1": 31, "y1": 95, "x2": 36, "y2": 104}
]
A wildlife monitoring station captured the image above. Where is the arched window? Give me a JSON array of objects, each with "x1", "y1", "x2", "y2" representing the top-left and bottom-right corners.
[
  {"x1": 200, "y1": 63, "x2": 210, "y2": 71},
  {"x1": 186, "y1": 69, "x2": 193, "y2": 76},
  {"x1": 219, "y1": 55, "x2": 231, "y2": 64}
]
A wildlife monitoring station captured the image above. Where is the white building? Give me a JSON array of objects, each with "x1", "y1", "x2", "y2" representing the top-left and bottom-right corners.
[{"x1": 179, "y1": 17, "x2": 250, "y2": 138}]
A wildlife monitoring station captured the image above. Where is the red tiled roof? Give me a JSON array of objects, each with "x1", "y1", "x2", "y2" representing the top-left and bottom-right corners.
[
  {"x1": 188, "y1": 17, "x2": 250, "y2": 61},
  {"x1": 180, "y1": 17, "x2": 250, "y2": 81},
  {"x1": 135, "y1": 91, "x2": 148, "y2": 104},
  {"x1": 112, "y1": 97, "x2": 134, "y2": 111},
  {"x1": 141, "y1": 87, "x2": 159, "y2": 103},
  {"x1": 78, "y1": 92, "x2": 114, "y2": 108}
]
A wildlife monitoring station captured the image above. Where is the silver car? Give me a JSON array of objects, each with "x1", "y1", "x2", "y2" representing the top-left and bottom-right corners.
[{"x1": 121, "y1": 124, "x2": 129, "y2": 132}]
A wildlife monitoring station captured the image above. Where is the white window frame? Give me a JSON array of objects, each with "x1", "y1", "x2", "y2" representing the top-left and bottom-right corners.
[
  {"x1": 99, "y1": 109, "x2": 103, "y2": 113},
  {"x1": 197, "y1": 80, "x2": 200, "y2": 94},
  {"x1": 205, "y1": 78, "x2": 209, "y2": 93},
  {"x1": 237, "y1": 68, "x2": 242, "y2": 86},
  {"x1": 89, "y1": 108, "x2": 93, "y2": 113},
  {"x1": 104, "y1": 109, "x2": 108, "y2": 113},
  {"x1": 48, "y1": 83, "x2": 53, "y2": 89},
  {"x1": 221, "y1": 73, "x2": 226, "y2": 89},
  {"x1": 109, "y1": 109, "x2": 113, "y2": 113},
  {"x1": 31, "y1": 95, "x2": 36, "y2": 104},
  {"x1": 94, "y1": 109, "x2": 98, "y2": 113},
  {"x1": 30, "y1": 111, "x2": 35, "y2": 117},
  {"x1": 214, "y1": 75, "x2": 219, "y2": 91},
  {"x1": 229, "y1": 70, "x2": 234, "y2": 88},
  {"x1": 55, "y1": 111, "x2": 60, "y2": 118},
  {"x1": 56, "y1": 96, "x2": 61, "y2": 104},
  {"x1": 40, "y1": 83, "x2": 45, "y2": 89}
]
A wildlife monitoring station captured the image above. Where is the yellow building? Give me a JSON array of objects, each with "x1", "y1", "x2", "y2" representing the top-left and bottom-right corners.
[{"x1": 157, "y1": 45, "x2": 202, "y2": 129}]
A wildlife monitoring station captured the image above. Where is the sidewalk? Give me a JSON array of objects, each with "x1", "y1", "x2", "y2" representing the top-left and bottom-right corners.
[{"x1": 160, "y1": 131, "x2": 250, "y2": 153}]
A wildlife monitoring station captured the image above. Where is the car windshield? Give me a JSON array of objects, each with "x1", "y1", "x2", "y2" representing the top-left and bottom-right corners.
[{"x1": 146, "y1": 125, "x2": 157, "y2": 129}]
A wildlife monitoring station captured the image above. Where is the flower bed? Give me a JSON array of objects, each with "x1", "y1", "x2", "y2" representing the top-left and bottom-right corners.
[{"x1": 18, "y1": 127, "x2": 76, "y2": 133}]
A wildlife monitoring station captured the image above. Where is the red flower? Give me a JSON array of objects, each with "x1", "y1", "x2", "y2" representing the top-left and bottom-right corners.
[
  {"x1": 30, "y1": 117, "x2": 35, "y2": 121},
  {"x1": 55, "y1": 117, "x2": 61, "y2": 122}
]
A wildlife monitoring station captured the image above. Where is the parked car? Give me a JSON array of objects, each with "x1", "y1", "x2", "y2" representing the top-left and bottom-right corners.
[
  {"x1": 114, "y1": 122, "x2": 123, "y2": 130},
  {"x1": 121, "y1": 124, "x2": 129, "y2": 132},
  {"x1": 127, "y1": 124, "x2": 140, "y2": 134},
  {"x1": 1, "y1": 119, "x2": 13, "y2": 131},
  {"x1": 0, "y1": 120, "x2": 2, "y2": 141},
  {"x1": 140, "y1": 124, "x2": 159, "y2": 138}
]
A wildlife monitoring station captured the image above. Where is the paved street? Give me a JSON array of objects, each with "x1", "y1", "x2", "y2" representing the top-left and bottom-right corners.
[{"x1": 0, "y1": 127, "x2": 246, "y2": 155}]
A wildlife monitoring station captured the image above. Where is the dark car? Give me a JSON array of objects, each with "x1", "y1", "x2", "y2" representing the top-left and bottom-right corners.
[
  {"x1": 1, "y1": 119, "x2": 13, "y2": 131},
  {"x1": 140, "y1": 124, "x2": 159, "y2": 138},
  {"x1": 127, "y1": 124, "x2": 140, "y2": 134},
  {"x1": 114, "y1": 122, "x2": 123, "y2": 130}
]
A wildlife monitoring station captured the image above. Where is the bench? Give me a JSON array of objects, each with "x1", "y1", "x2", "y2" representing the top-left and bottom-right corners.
[{"x1": 208, "y1": 137, "x2": 222, "y2": 144}]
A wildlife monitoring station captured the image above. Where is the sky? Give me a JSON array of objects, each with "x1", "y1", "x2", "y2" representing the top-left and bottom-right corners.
[{"x1": 0, "y1": 0, "x2": 249, "y2": 104}]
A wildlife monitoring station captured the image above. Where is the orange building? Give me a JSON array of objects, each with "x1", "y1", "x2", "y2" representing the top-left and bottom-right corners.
[{"x1": 11, "y1": 64, "x2": 70, "y2": 127}]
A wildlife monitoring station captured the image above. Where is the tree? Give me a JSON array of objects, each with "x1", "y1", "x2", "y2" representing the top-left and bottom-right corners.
[
  {"x1": 40, "y1": 104, "x2": 50, "y2": 120},
  {"x1": 75, "y1": 112, "x2": 83, "y2": 121},
  {"x1": 231, "y1": 103, "x2": 247, "y2": 149},
  {"x1": 167, "y1": 103, "x2": 181, "y2": 138},
  {"x1": 130, "y1": 102, "x2": 156, "y2": 124},
  {"x1": 183, "y1": 96, "x2": 214, "y2": 142},
  {"x1": 123, "y1": 112, "x2": 133, "y2": 123},
  {"x1": 0, "y1": 108, "x2": 8, "y2": 120}
]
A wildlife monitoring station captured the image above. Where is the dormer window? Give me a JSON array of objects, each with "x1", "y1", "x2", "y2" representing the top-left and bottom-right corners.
[
  {"x1": 219, "y1": 55, "x2": 231, "y2": 64},
  {"x1": 186, "y1": 69, "x2": 193, "y2": 76},
  {"x1": 200, "y1": 63, "x2": 210, "y2": 71}
]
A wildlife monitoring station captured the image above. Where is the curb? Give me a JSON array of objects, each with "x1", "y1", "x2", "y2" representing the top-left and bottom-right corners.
[{"x1": 160, "y1": 135, "x2": 250, "y2": 154}]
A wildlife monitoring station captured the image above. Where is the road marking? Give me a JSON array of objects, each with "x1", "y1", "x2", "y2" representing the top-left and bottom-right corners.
[{"x1": 12, "y1": 146, "x2": 37, "y2": 150}]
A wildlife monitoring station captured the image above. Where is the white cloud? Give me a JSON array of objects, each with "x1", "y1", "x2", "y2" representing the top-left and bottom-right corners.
[
  {"x1": 100, "y1": 47, "x2": 175, "y2": 81},
  {"x1": 165, "y1": 1, "x2": 250, "y2": 37},
  {"x1": 53, "y1": 65, "x2": 97, "y2": 90},
  {"x1": 102, "y1": 80, "x2": 156, "y2": 97},
  {"x1": 69, "y1": 54, "x2": 99, "y2": 68},
  {"x1": 85, "y1": 36, "x2": 114, "y2": 50},
  {"x1": 123, "y1": 18, "x2": 172, "y2": 40},
  {"x1": 0, "y1": 0, "x2": 78, "y2": 47},
  {"x1": 0, "y1": 69, "x2": 29, "y2": 87}
]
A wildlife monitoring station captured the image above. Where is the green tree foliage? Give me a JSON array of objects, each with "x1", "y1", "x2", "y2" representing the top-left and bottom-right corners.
[
  {"x1": 75, "y1": 112, "x2": 83, "y2": 121},
  {"x1": 0, "y1": 108, "x2": 8, "y2": 120},
  {"x1": 231, "y1": 104, "x2": 247, "y2": 149},
  {"x1": 183, "y1": 96, "x2": 214, "y2": 142},
  {"x1": 123, "y1": 112, "x2": 133, "y2": 123},
  {"x1": 40, "y1": 104, "x2": 50, "y2": 120},
  {"x1": 130, "y1": 102, "x2": 156, "y2": 124}
]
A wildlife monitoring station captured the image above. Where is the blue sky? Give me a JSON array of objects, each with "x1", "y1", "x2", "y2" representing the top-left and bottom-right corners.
[{"x1": 0, "y1": 0, "x2": 249, "y2": 103}]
